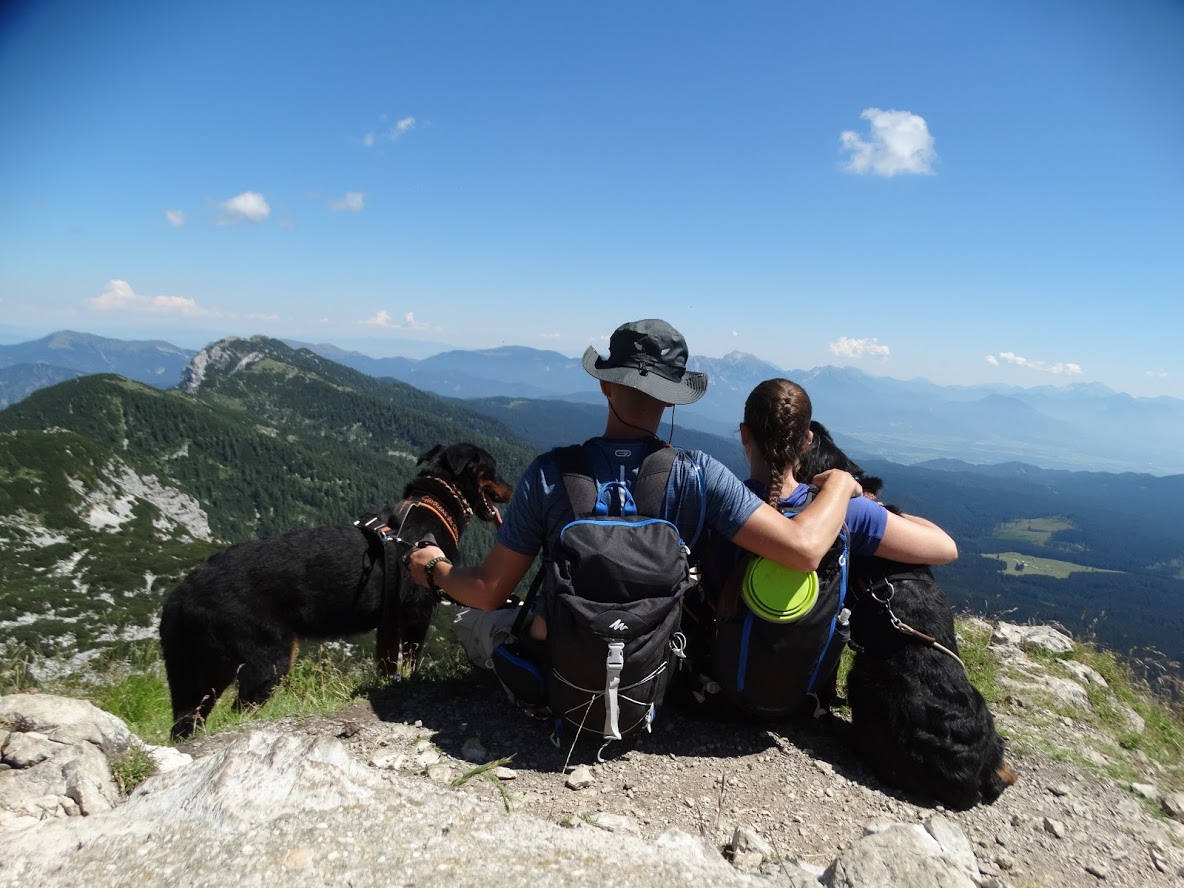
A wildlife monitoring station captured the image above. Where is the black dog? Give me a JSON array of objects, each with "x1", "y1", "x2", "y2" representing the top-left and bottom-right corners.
[
  {"x1": 160, "y1": 442, "x2": 513, "y2": 739},
  {"x1": 799, "y1": 422, "x2": 1016, "y2": 809}
]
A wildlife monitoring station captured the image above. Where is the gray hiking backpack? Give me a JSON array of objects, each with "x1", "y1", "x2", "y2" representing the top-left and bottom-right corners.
[{"x1": 538, "y1": 442, "x2": 696, "y2": 747}]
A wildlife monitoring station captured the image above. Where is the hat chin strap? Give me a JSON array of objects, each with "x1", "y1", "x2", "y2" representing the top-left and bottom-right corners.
[{"x1": 609, "y1": 398, "x2": 660, "y2": 438}]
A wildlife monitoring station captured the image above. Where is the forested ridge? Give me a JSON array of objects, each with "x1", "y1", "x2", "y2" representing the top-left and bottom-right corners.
[{"x1": 0, "y1": 338, "x2": 536, "y2": 662}]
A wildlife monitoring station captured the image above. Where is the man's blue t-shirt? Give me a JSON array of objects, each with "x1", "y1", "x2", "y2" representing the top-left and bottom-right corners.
[{"x1": 496, "y1": 436, "x2": 764, "y2": 558}]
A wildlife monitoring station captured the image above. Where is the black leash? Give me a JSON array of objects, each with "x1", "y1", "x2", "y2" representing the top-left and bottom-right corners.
[{"x1": 850, "y1": 578, "x2": 965, "y2": 669}]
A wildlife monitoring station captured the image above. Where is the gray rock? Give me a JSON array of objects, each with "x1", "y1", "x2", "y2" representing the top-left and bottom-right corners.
[
  {"x1": 731, "y1": 824, "x2": 775, "y2": 860},
  {"x1": 1043, "y1": 817, "x2": 1067, "y2": 839},
  {"x1": 0, "y1": 694, "x2": 137, "y2": 756},
  {"x1": 924, "y1": 814, "x2": 979, "y2": 876},
  {"x1": 826, "y1": 822, "x2": 978, "y2": 888},
  {"x1": 1115, "y1": 702, "x2": 1146, "y2": 735},
  {"x1": 0, "y1": 696, "x2": 126, "y2": 826},
  {"x1": 566, "y1": 765, "x2": 595, "y2": 790},
  {"x1": 991, "y1": 622, "x2": 1075, "y2": 653},
  {"x1": 1130, "y1": 782, "x2": 1158, "y2": 801},
  {"x1": 1159, "y1": 791, "x2": 1184, "y2": 821},
  {"x1": 1057, "y1": 659, "x2": 1108, "y2": 688}
]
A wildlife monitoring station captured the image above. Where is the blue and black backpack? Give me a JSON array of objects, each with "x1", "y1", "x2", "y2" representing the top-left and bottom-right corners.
[
  {"x1": 491, "y1": 442, "x2": 697, "y2": 748},
  {"x1": 702, "y1": 489, "x2": 851, "y2": 719}
]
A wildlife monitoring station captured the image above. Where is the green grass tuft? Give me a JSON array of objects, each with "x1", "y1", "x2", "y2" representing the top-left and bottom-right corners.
[
  {"x1": 451, "y1": 756, "x2": 515, "y2": 811},
  {"x1": 109, "y1": 746, "x2": 158, "y2": 796}
]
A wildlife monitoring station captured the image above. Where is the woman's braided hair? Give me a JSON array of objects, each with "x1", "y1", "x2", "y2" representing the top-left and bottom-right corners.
[{"x1": 743, "y1": 378, "x2": 813, "y2": 506}]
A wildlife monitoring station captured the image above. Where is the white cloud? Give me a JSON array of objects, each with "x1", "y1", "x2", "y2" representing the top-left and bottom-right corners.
[
  {"x1": 247, "y1": 312, "x2": 280, "y2": 321},
  {"x1": 364, "y1": 115, "x2": 417, "y2": 147},
  {"x1": 218, "y1": 191, "x2": 270, "y2": 225},
  {"x1": 1144, "y1": 369, "x2": 1168, "y2": 378},
  {"x1": 164, "y1": 209, "x2": 186, "y2": 228},
  {"x1": 362, "y1": 309, "x2": 435, "y2": 331},
  {"x1": 985, "y1": 352, "x2": 1083, "y2": 376},
  {"x1": 402, "y1": 311, "x2": 429, "y2": 330},
  {"x1": 539, "y1": 332, "x2": 561, "y2": 340},
  {"x1": 391, "y1": 116, "x2": 416, "y2": 139},
  {"x1": 840, "y1": 108, "x2": 936, "y2": 177},
  {"x1": 331, "y1": 192, "x2": 365, "y2": 212},
  {"x1": 829, "y1": 336, "x2": 891, "y2": 359},
  {"x1": 87, "y1": 279, "x2": 210, "y2": 316},
  {"x1": 364, "y1": 310, "x2": 396, "y2": 328}
]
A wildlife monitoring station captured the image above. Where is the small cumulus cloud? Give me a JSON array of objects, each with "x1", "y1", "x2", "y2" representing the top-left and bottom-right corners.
[
  {"x1": 829, "y1": 336, "x2": 891, "y2": 359},
  {"x1": 330, "y1": 191, "x2": 365, "y2": 212},
  {"x1": 164, "y1": 209, "x2": 186, "y2": 228},
  {"x1": 840, "y1": 108, "x2": 936, "y2": 177},
  {"x1": 539, "y1": 332, "x2": 561, "y2": 340},
  {"x1": 985, "y1": 352, "x2": 1083, "y2": 376},
  {"x1": 363, "y1": 115, "x2": 417, "y2": 147},
  {"x1": 218, "y1": 191, "x2": 270, "y2": 225},
  {"x1": 1144, "y1": 369, "x2": 1168, "y2": 379},
  {"x1": 87, "y1": 279, "x2": 211, "y2": 316},
  {"x1": 362, "y1": 309, "x2": 436, "y2": 331}
]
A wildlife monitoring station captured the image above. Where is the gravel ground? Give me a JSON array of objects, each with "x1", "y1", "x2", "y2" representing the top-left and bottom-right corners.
[{"x1": 177, "y1": 669, "x2": 1184, "y2": 887}]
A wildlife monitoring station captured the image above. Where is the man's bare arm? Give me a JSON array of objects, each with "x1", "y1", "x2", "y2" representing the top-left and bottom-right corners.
[{"x1": 408, "y1": 542, "x2": 534, "y2": 611}]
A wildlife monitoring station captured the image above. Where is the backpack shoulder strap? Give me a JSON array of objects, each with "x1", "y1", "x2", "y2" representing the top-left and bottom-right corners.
[
  {"x1": 632, "y1": 444, "x2": 677, "y2": 518},
  {"x1": 780, "y1": 484, "x2": 818, "y2": 516},
  {"x1": 552, "y1": 444, "x2": 597, "y2": 517},
  {"x1": 553, "y1": 440, "x2": 676, "y2": 519}
]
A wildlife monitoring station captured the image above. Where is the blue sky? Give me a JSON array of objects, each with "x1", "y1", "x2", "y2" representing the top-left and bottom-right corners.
[{"x1": 2, "y1": 0, "x2": 1182, "y2": 397}]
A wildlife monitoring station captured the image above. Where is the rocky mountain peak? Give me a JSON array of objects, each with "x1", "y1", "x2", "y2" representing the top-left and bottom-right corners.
[{"x1": 177, "y1": 337, "x2": 270, "y2": 393}]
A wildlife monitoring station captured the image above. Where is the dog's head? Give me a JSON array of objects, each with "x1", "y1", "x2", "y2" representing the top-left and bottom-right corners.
[
  {"x1": 415, "y1": 443, "x2": 514, "y2": 524},
  {"x1": 798, "y1": 420, "x2": 862, "y2": 480},
  {"x1": 798, "y1": 421, "x2": 883, "y2": 498}
]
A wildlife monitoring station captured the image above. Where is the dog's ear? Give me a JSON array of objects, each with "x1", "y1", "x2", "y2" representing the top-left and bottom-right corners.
[
  {"x1": 442, "y1": 443, "x2": 480, "y2": 476},
  {"x1": 417, "y1": 444, "x2": 445, "y2": 467}
]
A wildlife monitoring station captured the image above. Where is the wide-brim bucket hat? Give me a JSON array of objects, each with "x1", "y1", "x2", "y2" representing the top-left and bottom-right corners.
[{"x1": 582, "y1": 318, "x2": 708, "y2": 405}]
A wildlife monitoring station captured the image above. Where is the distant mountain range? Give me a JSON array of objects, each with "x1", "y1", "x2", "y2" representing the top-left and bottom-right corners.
[
  {"x1": 0, "y1": 331, "x2": 195, "y2": 408},
  {"x1": 3, "y1": 330, "x2": 1182, "y2": 474},
  {"x1": 2, "y1": 334, "x2": 1182, "y2": 683}
]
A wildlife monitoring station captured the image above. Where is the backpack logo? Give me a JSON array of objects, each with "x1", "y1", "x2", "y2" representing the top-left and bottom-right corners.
[{"x1": 608, "y1": 618, "x2": 629, "y2": 631}]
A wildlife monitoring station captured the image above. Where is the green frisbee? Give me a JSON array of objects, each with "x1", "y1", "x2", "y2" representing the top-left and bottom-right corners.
[{"x1": 741, "y1": 557, "x2": 819, "y2": 623}]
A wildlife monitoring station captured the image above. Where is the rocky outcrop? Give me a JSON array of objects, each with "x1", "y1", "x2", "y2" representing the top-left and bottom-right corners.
[
  {"x1": 0, "y1": 694, "x2": 997, "y2": 888},
  {"x1": 0, "y1": 695, "x2": 188, "y2": 830},
  {"x1": 4, "y1": 619, "x2": 1184, "y2": 887},
  {"x1": 177, "y1": 339, "x2": 264, "y2": 393}
]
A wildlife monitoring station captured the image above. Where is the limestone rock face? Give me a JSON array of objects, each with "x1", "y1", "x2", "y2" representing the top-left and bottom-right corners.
[
  {"x1": 0, "y1": 694, "x2": 135, "y2": 828},
  {"x1": 2, "y1": 727, "x2": 779, "y2": 887}
]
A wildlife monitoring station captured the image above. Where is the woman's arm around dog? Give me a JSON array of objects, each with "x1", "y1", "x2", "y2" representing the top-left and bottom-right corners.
[
  {"x1": 872, "y1": 510, "x2": 958, "y2": 565},
  {"x1": 732, "y1": 468, "x2": 863, "y2": 573}
]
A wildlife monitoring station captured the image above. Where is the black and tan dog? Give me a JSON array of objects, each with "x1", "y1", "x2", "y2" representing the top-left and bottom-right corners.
[
  {"x1": 799, "y1": 422, "x2": 1016, "y2": 809},
  {"x1": 160, "y1": 442, "x2": 513, "y2": 739}
]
